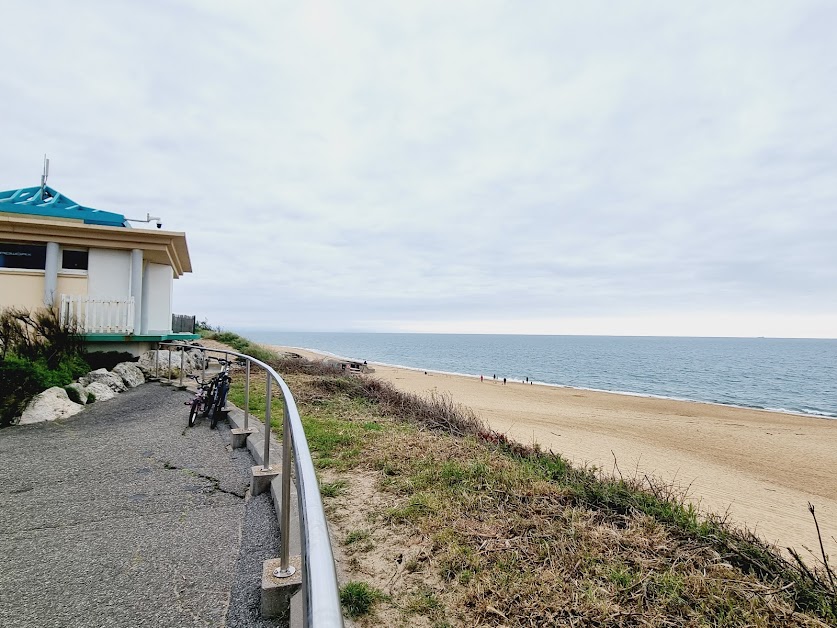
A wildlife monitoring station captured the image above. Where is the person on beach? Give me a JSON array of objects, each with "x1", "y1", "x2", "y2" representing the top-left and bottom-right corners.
[
  {"x1": 480, "y1": 375, "x2": 483, "y2": 382},
  {"x1": 503, "y1": 377, "x2": 506, "y2": 385}
]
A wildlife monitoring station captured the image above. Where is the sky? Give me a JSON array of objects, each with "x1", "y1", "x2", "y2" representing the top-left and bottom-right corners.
[{"x1": 1, "y1": 1, "x2": 835, "y2": 338}]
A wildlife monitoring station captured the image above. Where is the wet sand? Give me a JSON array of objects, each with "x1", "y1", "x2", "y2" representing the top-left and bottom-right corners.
[{"x1": 273, "y1": 345, "x2": 837, "y2": 558}]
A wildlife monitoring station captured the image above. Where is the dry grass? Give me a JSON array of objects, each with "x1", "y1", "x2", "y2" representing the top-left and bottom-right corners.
[{"x1": 226, "y1": 360, "x2": 837, "y2": 627}]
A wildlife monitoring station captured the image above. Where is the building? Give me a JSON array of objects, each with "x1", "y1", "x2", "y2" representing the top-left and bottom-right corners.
[{"x1": 0, "y1": 184, "x2": 198, "y2": 355}]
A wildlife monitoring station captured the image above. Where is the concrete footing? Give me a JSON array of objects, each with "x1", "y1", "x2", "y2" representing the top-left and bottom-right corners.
[
  {"x1": 231, "y1": 427, "x2": 257, "y2": 449},
  {"x1": 262, "y1": 556, "x2": 303, "y2": 620},
  {"x1": 251, "y1": 465, "x2": 280, "y2": 496}
]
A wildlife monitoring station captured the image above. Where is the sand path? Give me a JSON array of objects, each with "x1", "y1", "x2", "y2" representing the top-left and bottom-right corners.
[{"x1": 273, "y1": 345, "x2": 837, "y2": 559}]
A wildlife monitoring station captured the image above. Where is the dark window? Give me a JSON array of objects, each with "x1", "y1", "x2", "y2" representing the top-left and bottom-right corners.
[
  {"x1": 62, "y1": 249, "x2": 89, "y2": 271},
  {"x1": 0, "y1": 242, "x2": 46, "y2": 270}
]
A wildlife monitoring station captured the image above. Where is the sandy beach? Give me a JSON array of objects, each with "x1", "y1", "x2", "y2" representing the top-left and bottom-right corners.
[{"x1": 272, "y1": 345, "x2": 837, "y2": 559}]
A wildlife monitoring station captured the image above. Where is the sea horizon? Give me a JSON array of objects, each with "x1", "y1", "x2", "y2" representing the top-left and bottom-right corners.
[
  {"x1": 238, "y1": 330, "x2": 837, "y2": 420},
  {"x1": 235, "y1": 328, "x2": 837, "y2": 341}
]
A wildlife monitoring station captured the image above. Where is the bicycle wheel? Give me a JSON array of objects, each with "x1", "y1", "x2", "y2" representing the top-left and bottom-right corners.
[
  {"x1": 188, "y1": 401, "x2": 199, "y2": 427},
  {"x1": 201, "y1": 382, "x2": 217, "y2": 417},
  {"x1": 210, "y1": 381, "x2": 229, "y2": 430}
]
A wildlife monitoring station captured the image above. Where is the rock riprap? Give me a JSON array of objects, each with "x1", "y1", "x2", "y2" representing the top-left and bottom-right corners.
[
  {"x1": 18, "y1": 387, "x2": 84, "y2": 425},
  {"x1": 113, "y1": 362, "x2": 145, "y2": 387},
  {"x1": 136, "y1": 349, "x2": 195, "y2": 378},
  {"x1": 84, "y1": 381, "x2": 118, "y2": 402},
  {"x1": 80, "y1": 368, "x2": 128, "y2": 393}
]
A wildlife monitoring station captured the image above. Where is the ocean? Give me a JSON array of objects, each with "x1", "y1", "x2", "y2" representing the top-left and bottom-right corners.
[{"x1": 241, "y1": 331, "x2": 837, "y2": 419}]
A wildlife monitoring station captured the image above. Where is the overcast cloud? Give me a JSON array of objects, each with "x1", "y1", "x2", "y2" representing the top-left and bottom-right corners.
[{"x1": 1, "y1": 1, "x2": 835, "y2": 337}]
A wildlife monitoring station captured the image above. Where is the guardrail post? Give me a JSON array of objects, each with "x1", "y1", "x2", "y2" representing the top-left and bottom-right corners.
[
  {"x1": 178, "y1": 345, "x2": 185, "y2": 389},
  {"x1": 251, "y1": 375, "x2": 279, "y2": 495},
  {"x1": 244, "y1": 360, "x2": 250, "y2": 430},
  {"x1": 168, "y1": 347, "x2": 171, "y2": 386},
  {"x1": 231, "y1": 357, "x2": 256, "y2": 449},
  {"x1": 274, "y1": 400, "x2": 296, "y2": 577},
  {"x1": 262, "y1": 393, "x2": 302, "y2": 621},
  {"x1": 263, "y1": 376, "x2": 272, "y2": 471}
]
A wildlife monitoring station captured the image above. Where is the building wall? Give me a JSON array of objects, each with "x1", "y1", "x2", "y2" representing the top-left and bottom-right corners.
[
  {"x1": 56, "y1": 273, "x2": 88, "y2": 298},
  {"x1": 144, "y1": 262, "x2": 173, "y2": 333},
  {"x1": 0, "y1": 271, "x2": 44, "y2": 311},
  {"x1": 87, "y1": 249, "x2": 131, "y2": 298}
]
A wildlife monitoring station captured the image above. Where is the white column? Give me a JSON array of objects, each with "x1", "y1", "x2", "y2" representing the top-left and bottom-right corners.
[
  {"x1": 140, "y1": 260, "x2": 150, "y2": 334},
  {"x1": 130, "y1": 249, "x2": 143, "y2": 335},
  {"x1": 43, "y1": 242, "x2": 60, "y2": 306}
]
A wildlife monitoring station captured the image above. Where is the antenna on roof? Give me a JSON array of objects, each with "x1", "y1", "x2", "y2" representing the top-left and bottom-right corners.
[{"x1": 39, "y1": 154, "x2": 50, "y2": 201}]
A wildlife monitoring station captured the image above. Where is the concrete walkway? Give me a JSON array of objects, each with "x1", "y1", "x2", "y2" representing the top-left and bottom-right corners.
[{"x1": 0, "y1": 383, "x2": 282, "y2": 628}]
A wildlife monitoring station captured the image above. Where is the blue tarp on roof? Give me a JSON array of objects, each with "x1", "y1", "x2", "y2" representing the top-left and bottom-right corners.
[{"x1": 0, "y1": 185, "x2": 127, "y2": 227}]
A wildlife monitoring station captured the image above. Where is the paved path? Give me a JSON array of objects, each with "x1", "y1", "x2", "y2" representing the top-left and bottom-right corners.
[{"x1": 0, "y1": 383, "x2": 282, "y2": 628}]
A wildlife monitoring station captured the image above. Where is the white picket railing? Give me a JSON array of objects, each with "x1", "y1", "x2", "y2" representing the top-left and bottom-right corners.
[{"x1": 59, "y1": 294, "x2": 135, "y2": 334}]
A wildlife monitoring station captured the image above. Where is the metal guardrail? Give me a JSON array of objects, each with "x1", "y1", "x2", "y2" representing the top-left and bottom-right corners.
[{"x1": 156, "y1": 341, "x2": 343, "y2": 627}]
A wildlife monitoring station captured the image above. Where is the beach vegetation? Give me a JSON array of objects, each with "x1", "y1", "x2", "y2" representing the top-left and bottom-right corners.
[
  {"x1": 0, "y1": 306, "x2": 88, "y2": 427},
  {"x1": 199, "y1": 329, "x2": 277, "y2": 363},
  {"x1": 339, "y1": 580, "x2": 386, "y2": 618},
  {"x1": 320, "y1": 479, "x2": 348, "y2": 498},
  {"x1": 63, "y1": 384, "x2": 83, "y2": 404},
  {"x1": 344, "y1": 529, "x2": 370, "y2": 545},
  {"x1": 222, "y1": 350, "x2": 837, "y2": 626}
]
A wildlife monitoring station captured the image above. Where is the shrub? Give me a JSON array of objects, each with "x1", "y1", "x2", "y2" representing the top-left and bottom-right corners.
[
  {"x1": 64, "y1": 385, "x2": 82, "y2": 404},
  {"x1": 0, "y1": 307, "x2": 83, "y2": 367},
  {"x1": 0, "y1": 306, "x2": 87, "y2": 427},
  {"x1": 0, "y1": 355, "x2": 86, "y2": 426},
  {"x1": 203, "y1": 330, "x2": 279, "y2": 364},
  {"x1": 339, "y1": 581, "x2": 385, "y2": 618}
]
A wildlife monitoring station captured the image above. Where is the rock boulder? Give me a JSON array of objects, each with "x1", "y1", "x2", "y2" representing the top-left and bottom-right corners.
[
  {"x1": 80, "y1": 368, "x2": 127, "y2": 393},
  {"x1": 137, "y1": 349, "x2": 195, "y2": 378},
  {"x1": 85, "y1": 381, "x2": 117, "y2": 402},
  {"x1": 64, "y1": 382, "x2": 89, "y2": 405},
  {"x1": 113, "y1": 362, "x2": 145, "y2": 388},
  {"x1": 19, "y1": 387, "x2": 84, "y2": 425}
]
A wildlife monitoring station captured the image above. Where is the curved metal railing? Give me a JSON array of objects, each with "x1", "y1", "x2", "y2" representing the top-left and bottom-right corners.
[{"x1": 156, "y1": 341, "x2": 343, "y2": 627}]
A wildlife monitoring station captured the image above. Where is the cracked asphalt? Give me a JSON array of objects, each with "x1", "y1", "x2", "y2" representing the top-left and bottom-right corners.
[{"x1": 0, "y1": 383, "x2": 283, "y2": 628}]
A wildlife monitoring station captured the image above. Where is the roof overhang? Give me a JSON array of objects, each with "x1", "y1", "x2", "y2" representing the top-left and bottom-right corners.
[
  {"x1": 0, "y1": 185, "x2": 127, "y2": 226},
  {"x1": 0, "y1": 214, "x2": 192, "y2": 277}
]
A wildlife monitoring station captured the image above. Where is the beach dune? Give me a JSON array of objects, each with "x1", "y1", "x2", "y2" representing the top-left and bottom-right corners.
[{"x1": 273, "y1": 345, "x2": 837, "y2": 559}]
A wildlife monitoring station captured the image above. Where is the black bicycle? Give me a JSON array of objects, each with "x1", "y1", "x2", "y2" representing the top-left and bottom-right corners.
[
  {"x1": 206, "y1": 358, "x2": 232, "y2": 429},
  {"x1": 186, "y1": 358, "x2": 232, "y2": 429}
]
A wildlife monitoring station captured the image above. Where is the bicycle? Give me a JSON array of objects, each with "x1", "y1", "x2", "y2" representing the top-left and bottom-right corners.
[
  {"x1": 206, "y1": 358, "x2": 233, "y2": 429},
  {"x1": 186, "y1": 373, "x2": 212, "y2": 428},
  {"x1": 185, "y1": 357, "x2": 233, "y2": 429}
]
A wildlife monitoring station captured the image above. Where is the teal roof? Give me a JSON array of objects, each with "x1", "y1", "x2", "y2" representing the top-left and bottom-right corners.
[{"x1": 0, "y1": 185, "x2": 127, "y2": 227}]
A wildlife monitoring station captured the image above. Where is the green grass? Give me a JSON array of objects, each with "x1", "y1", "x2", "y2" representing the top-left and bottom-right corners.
[
  {"x1": 344, "y1": 529, "x2": 370, "y2": 545},
  {"x1": 320, "y1": 479, "x2": 348, "y2": 498},
  {"x1": 405, "y1": 586, "x2": 443, "y2": 616},
  {"x1": 339, "y1": 580, "x2": 386, "y2": 618}
]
